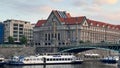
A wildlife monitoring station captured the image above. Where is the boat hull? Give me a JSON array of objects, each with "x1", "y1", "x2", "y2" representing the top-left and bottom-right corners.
[
  {"x1": 0, "y1": 62, "x2": 6, "y2": 66},
  {"x1": 7, "y1": 61, "x2": 83, "y2": 65},
  {"x1": 100, "y1": 59, "x2": 117, "y2": 64}
]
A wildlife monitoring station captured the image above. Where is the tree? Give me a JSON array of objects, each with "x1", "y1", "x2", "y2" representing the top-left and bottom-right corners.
[
  {"x1": 101, "y1": 40, "x2": 105, "y2": 43},
  {"x1": 79, "y1": 40, "x2": 84, "y2": 44},
  {"x1": 20, "y1": 36, "x2": 27, "y2": 45},
  {"x1": 86, "y1": 40, "x2": 91, "y2": 43},
  {"x1": 8, "y1": 36, "x2": 14, "y2": 44}
]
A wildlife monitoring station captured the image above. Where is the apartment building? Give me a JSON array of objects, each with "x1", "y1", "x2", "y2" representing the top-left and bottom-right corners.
[
  {"x1": 0, "y1": 22, "x2": 4, "y2": 44},
  {"x1": 4, "y1": 19, "x2": 34, "y2": 45},
  {"x1": 33, "y1": 10, "x2": 120, "y2": 46}
]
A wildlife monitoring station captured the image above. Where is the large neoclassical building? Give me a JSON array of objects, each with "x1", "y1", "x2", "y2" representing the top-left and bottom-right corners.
[{"x1": 33, "y1": 10, "x2": 120, "y2": 46}]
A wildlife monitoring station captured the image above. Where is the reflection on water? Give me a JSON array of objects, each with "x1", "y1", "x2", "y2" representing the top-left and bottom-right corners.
[{"x1": 4, "y1": 61, "x2": 118, "y2": 68}]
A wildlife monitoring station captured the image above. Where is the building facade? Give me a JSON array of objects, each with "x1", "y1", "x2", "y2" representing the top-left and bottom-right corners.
[
  {"x1": 0, "y1": 22, "x2": 4, "y2": 44},
  {"x1": 4, "y1": 19, "x2": 34, "y2": 45},
  {"x1": 33, "y1": 10, "x2": 120, "y2": 46}
]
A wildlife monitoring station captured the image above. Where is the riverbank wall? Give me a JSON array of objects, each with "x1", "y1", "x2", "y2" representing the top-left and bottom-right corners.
[{"x1": 0, "y1": 47, "x2": 35, "y2": 58}]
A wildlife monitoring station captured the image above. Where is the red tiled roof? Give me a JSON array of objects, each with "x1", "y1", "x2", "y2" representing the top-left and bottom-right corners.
[
  {"x1": 116, "y1": 25, "x2": 120, "y2": 29},
  {"x1": 87, "y1": 19, "x2": 107, "y2": 26},
  {"x1": 35, "y1": 20, "x2": 46, "y2": 27},
  {"x1": 35, "y1": 10, "x2": 120, "y2": 30},
  {"x1": 60, "y1": 16, "x2": 85, "y2": 25},
  {"x1": 87, "y1": 19, "x2": 119, "y2": 29}
]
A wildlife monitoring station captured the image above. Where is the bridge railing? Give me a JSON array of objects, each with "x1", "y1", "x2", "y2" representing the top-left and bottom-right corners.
[{"x1": 34, "y1": 43, "x2": 120, "y2": 48}]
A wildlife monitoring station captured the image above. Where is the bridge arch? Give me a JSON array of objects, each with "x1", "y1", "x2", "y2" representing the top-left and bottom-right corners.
[{"x1": 59, "y1": 46, "x2": 119, "y2": 53}]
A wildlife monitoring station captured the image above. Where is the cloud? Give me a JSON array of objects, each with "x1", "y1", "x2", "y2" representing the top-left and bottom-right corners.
[
  {"x1": 50, "y1": 0, "x2": 63, "y2": 2},
  {"x1": 83, "y1": 5, "x2": 102, "y2": 12},
  {"x1": 72, "y1": 0, "x2": 118, "y2": 13},
  {"x1": 72, "y1": 0, "x2": 89, "y2": 7},
  {"x1": 86, "y1": 9, "x2": 120, "y2": 25},
  {"x1": 93, "y1": 0, "x2": 118, "y2": 5},
  {"x1": 15, "y1": 5, "x2": 54, "y2": 14},
  {"x1": 102, "y1": 11, "x2": 120, "y2": 22},
  {"x1": 39, "y1": 5, "x2": 53, "y2": 13},
  {"x1": 72, "y1": 0, "x2": 118, "y2": 7},
  {"x1": 72, "y1": 0, "x2": 119, "y2": 25}
]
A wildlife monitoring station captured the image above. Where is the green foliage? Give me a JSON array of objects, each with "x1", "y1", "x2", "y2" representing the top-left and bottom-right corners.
[
  {"x1": 20, "y1": 36, "x2": 27, "y2": 45},
  {"x1": 86, "y1": 40, "x2": 91, "y2": 43},
  {"x1": 8, "y1": 36, "x2": 14, "y2": 44},
  {"x1": 79, "y1": 40, "x2": 84, "y2": 43},
  {"x1": 101, "y1": 40, "x2": 105, "y2": 43}
]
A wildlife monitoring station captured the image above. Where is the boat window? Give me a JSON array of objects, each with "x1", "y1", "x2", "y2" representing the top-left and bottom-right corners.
[
  {"x1": 65, "y1": 58, "x2": 67, "y2": 60},
  {"x1": 59, "y1": 58, "x2": 61, "y2": 61},
  {"x1": 53, "y1": 58, "x2": 55, "y2": 61},
  {"x1": 37, "y1": 58, "x2": 39, "y2": 60},
  {"x1": 68, "y1": 58, "x2": 71, "y2": 60},
  {"x1": 25, "y1": 59, "x2": 29, "y2": 61},
  {"x1": 47, "y1": 58, "x2": 49, "y2": 61},
  {"x1": 30, "y1": 59, "x2": 32, "y2": 61},
  {"x1": 56, "y1": 58, "x2": 58, "y2": 61},
  {"x1": 49, "y1": 58, "x2": 52, "y2": 61},
  {"x1": 61, "y1": 58, "x2": 64, "y2": 61}
]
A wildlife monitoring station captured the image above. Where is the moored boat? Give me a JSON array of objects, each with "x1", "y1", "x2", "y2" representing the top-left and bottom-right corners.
[
  {"x1": 100, "y1": 56, "x2": 119, "y2": 64},
  {"x1": 7, "y1": 53, "x2": 83, "y2": 65}
]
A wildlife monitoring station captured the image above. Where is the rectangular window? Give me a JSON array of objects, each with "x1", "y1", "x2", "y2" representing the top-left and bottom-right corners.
[
  {"x1": 45, "y1": 34, "x2": 47, "y2": 41},
  {"x1": 19, "y1": 32, "x2": 23, "y2": 34},
  {"x1": 19, "y1": 28, "x2": 23, "y2": 30},
  {"x1": 13, "y1": 31, "x2": 18, "y2": 33},
  {"x1": 13, "y1": 35, "x2": 17, "y2": 37},
  {"x1": 19, "y1": 24, "x2": 23, "y2": 27},
  {"x1": 48, "y1": 34, "x2": 50, "y2": 40},
  {"x1": 51, "y1": 33, "x2": 54, "y2": 38},
  {"x1": 58, "y1": 33, "x2": 60, "y2": 40},
  {"x1": 13, "y1": 27, "x2": 18, "y2": 30},
  {"x1": 14, "y1": 24, "x2": 18, "y2": 26}
]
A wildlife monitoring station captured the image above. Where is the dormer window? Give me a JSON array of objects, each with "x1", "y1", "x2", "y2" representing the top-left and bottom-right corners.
[
  {"x1": 83, "y1": 20, "x2": 88, "y2": 26},
  {"x1": 42, "y1": 24, "x2": 44, "y2": 26},
  {"x1": 112, "y1": 27, "x2": 115, "y2": 29},
  {"x1": 97, "y1": 24, "x2": 99, "y2": 27},
  {"x1": 103, "y1": 25, "x2": 105, "y2": 27},
  {"x1": 61, "y1": 22, "x2": 65, "y2": 24},
  {"x1": 90, "y1": 23, "x2": 93, "y2": 26}
]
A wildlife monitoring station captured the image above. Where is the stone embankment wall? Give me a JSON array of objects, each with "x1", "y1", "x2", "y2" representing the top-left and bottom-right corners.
[{"x1": 0, "y1": 47, "x2": 35, "y2": 58}]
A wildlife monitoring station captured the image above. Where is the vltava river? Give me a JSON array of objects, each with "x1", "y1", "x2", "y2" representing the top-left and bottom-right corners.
[{"x1": 4, "y1": 61, "x2": 118, "y2": 68}]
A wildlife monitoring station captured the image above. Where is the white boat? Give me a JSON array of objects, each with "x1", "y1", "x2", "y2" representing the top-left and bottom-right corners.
[
  {"x1": 0, "y1": 57, "x2": 5, "y2": 66},
  {"x1": 7, "y1": 53, "x2": 83, "y2": 65}
]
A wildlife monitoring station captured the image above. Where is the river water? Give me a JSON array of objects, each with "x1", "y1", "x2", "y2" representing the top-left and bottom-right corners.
[{"x1": 3, "y1": 61, "x2": 118, "y2": 68}]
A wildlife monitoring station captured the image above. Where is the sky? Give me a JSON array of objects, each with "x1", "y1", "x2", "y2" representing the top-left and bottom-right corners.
[{"x1": 0, "y1": 0, "x2": 120, "y2": 25}]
